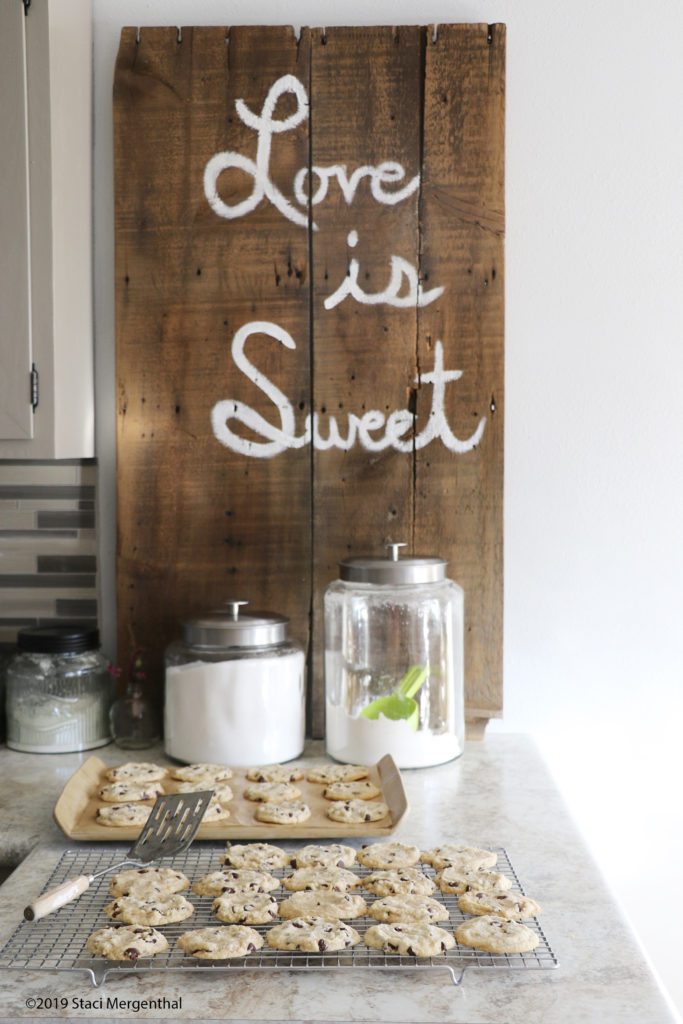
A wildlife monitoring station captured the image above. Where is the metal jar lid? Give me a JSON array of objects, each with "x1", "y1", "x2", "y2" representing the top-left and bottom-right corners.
[
  {"x1": 339, "y1": 542, "x2": 447, "y2": 585},
  {"x1": 17, "y1": 624, "x2": 100, "y2": 654},
  {"x1": 181, "y1": 600, "x2": 289, "y2": 648}
]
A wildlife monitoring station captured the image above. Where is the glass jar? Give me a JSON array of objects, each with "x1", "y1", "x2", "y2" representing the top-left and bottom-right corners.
[
  {"x1": 6, "y1": 626, "x2": 112, "y2": 753},
  {"x1": 164, "y1": 600, "x2": 305, "y2": 766},
  {"x1": 109, "y1": 648, "x2": 161, "y2": 750},
  {"x1": 324, "y1": 543, "x2": 464, "y2": 768}
]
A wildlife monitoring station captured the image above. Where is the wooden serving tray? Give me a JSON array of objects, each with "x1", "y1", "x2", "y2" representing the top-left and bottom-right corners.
[{"x1": 54, "y1": 755, "x2": 408, "y2": 841}]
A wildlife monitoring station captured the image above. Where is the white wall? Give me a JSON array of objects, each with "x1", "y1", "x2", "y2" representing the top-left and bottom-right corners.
[{"x1": 93, "y1": 1, "x2": 683, "y2": 1017}]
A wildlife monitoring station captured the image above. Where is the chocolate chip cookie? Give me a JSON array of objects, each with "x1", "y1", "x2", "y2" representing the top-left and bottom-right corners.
[
  {"x1": 278, "y1": 891, "x2": 368, "y2": 920},
  {"x1": 288, "y1": 844, "x2": 357, "y2": 869},
  {"x1": 266, "y1": 915, "x2": 360, "y2": 953},
  {"x1": 177, "y1": 926, "x2": 263, "y2": 959},
  {"x1": 95, "y1": 803, "x2": 151, "y2": 828},
  {"x1": 105, "y1": 763, "x2": 167, "y2": 783},
  {"x1": 364, "y1": 922, "x2": 455, "y2": 957},
  {"x1": 212, "y1": 893, "x2": 279, "y2": 925},
  {"x1": 367, "y1": 894, "x2": 449, "y2": 924},
  {"x1": 98, "y1": 781, "x2": 164, "y2": 803},
  {"x1": 245, "y1": 765, "x2": 304, "y2": 783},
  {"x1": 254, "y1": 801, "x2": 311, "y2": 824},
  {"x1": 357, "y1": 842, "x2": 420, "y2": 869},
  {"x1": 243, "y1": 782, "x2": 302, "y2": 803},
  {"x1": 171, "y1": 763, "x2": 233, "y2": 783},
  {"x1": 223, "y1": 843, "x2": 290, "y2": 871},
  {"x1": 85, "y1": 925, "x2": 168, "y2": 961},
  {"x1": 325, "y1": 800, "x2": 389, "y2": 824},
  {"x1": 436, "y1": 866, "x2": 512, "y2": 895},
  {"x1": 192, "y1": 869, "x2": 279, "y2": 898},
  {"x1": 307, "y1": 764, "x2": 369, "y2": 784},
  {"x1": 454, "y1": 915, "x2": 540, "y2": 953},
  {"x1": 458, "y1": 890, "x2": 542, "y2": 921},
  {"x1": 361, "y1": 869, "x2": 436, "y2": 897},
  {"x1": 420, "y1": 844, "x2": 498, "y2": 871},
  {"x1": 109, "y1": 867, "x2": 189, "y2": 898},
  {"x1": 282, "y1": 867, "x2": 360, "y2": 892},
  {"x1": 104, "y1": 893, "x2": 194, "y2": 926},
  {"x1": 323, "y1": 781, "x2": 381, "y2": 801}
]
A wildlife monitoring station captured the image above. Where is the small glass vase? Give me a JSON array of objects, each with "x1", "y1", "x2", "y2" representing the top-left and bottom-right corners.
[{"x1": 109, "y1": 682, "x2": 160, "y2": 750}]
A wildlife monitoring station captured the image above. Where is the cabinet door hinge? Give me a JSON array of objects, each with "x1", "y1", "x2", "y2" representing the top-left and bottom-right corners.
[{"x1": 30, "y1": 364, "x2": 39, "y2": 411}]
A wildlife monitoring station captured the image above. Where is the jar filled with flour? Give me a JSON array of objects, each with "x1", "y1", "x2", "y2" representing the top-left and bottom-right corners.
[
  {"x1": 164, "y1": 601, "x2": 305, "y2": 766},
  {"x1": 324, "y1": 543, "x2": 464, "y2": 768},
  {"x1": 6, "y1": 625, "x2": 112, "y2": 753}
]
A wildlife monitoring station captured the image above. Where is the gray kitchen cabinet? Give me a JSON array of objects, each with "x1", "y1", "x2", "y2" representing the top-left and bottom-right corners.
[{"x1": 0, "y1": 0, "x2": 93, "y2": 458}]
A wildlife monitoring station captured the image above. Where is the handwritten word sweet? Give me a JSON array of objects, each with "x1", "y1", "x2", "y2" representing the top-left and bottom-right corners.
[
  {"x1": 203, "y1": 75, "x2": 419, "y2": 231},
  {"x1": 211, "y1": 322, "x2": 486, "y2": 459}
]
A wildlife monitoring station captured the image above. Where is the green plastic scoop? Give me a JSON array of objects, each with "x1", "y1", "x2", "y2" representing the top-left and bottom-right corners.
[{"x1": 359, "y1": 665, "x2": 428, "y2": 731}]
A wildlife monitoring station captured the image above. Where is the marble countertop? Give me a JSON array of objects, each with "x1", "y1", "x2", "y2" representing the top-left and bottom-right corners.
[{"x1": 0, "y1": 736, "x2": 676, "y2": 1024}]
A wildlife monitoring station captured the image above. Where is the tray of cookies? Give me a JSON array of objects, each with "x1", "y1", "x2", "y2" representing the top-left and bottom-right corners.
[
  {"x1": 0, "y1": 840, "x2": 557, "y2": 988},
  {"x1": 53, "y1": 755, "x2": 408, "y2": 841}
]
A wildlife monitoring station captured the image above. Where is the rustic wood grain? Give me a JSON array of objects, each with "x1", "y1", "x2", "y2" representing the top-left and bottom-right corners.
[
  {"x1": 115, "y1": 27, "x2": 312, "y2": 701},
  {"x1": 309, "y1": 26, "x2": 423, "y2": 737},
  {"x1": 114, "y1": 24, "x2": 505, "y2": 735},
  {"x1": 417, "y1": 24, "x2": 505, "y2": 725}
]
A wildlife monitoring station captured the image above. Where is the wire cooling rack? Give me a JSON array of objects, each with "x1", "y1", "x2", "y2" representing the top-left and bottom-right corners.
[{"x1": 0, "y1": 843, "x2": 558, "y2": 987}]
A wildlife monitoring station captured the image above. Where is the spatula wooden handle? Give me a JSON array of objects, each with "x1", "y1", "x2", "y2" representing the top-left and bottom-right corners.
[{"x1": 24, "y1": 874, "x2": 93, "y2": 921}]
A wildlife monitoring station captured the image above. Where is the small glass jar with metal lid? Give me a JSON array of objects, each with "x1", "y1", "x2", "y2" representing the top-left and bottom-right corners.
[
  {"x1": 164, "y1": 600, "x2": 305, "y2": 766},
  {"x1": 6, "y1": 625, "x2": 112, "y2": 753},
  {"x1": 324, "y1": 543, "x2": 464, "y2": 768}
]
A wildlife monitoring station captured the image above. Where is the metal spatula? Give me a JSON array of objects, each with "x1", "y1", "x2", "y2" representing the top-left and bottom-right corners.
[{"x1": 24, "y1": 790, "x2": 214, "y2": 922}]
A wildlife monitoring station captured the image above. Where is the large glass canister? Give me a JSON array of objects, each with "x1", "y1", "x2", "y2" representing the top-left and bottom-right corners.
[
  {"x1": 6, "y1": 625, "x2": 112, "y2": 753},
  {"x1": 324, "y1": 543, "x2": 464, "y2": 768},
  {"x1": 164, "y1": 600, "x2": 305, "y2": 766}
]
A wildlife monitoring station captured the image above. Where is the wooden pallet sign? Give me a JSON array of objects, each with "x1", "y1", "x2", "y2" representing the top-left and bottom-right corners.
[{"x1": 114, "y1": 24, "x2": 505, "y2": 737}]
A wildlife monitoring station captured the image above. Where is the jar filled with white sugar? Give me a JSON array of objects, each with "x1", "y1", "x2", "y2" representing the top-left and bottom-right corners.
[
  {"x1": 324, "y1": 542, "x2": 464, "y2": 768},
  {"x1": 164, "y1": 600, "x2": 305, "y2": 766}
]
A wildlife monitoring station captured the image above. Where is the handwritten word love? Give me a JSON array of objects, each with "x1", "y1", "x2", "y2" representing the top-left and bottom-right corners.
[
  {"x1": 211, "y1": 322, "x2": 486, "y2": 459},
  {"x1": 203, "y1": 75, "x2": 419, "y2": 231}
]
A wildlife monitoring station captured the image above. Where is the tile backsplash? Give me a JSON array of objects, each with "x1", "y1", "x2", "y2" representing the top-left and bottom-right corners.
[{"x1": 0, "y1": 460, "x2": 98, "y2": 647}]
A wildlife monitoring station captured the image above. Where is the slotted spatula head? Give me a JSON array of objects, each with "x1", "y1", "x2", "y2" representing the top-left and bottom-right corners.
[
  {"x1": 129, "y1": 790, "x2": 214, "y2": 862},
  {"x1": 23, "y1": 790, "x2": 216, "y2": 922}
]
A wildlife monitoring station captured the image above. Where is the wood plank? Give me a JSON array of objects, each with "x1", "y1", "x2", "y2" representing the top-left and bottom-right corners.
[
  {"x1": 114, "y1": 23, "x2": 505, "y2": 735},
  {"x1": 417, "y1": 24, "x2": 505, "y2": 727},
  {"x1": 309, "y1": 26, "x2": 423, "y2": 736},
  {"x1": 115, "y1": 26, "x2": 312, "y2": 701}
]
